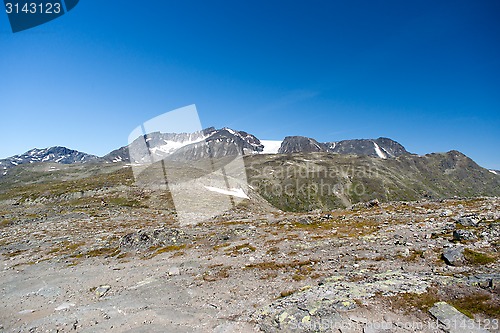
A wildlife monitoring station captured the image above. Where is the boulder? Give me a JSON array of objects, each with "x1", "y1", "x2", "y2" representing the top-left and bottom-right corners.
[
  {"x1": 442, "y1": 247, "x2": 465, "y2": 266},
  {"x1": 429, "y1": 302, "x2": 488, "y2": 333}
]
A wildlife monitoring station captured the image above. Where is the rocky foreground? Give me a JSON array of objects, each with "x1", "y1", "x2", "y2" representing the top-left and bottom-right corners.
[{"x1": 1, "y1": 197, "x2": 499, "y2": 332}]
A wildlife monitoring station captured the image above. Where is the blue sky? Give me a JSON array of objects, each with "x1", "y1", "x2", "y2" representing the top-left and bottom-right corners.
[{"x1": 1, "y1": 1, "x2": 499, "y2": 168}]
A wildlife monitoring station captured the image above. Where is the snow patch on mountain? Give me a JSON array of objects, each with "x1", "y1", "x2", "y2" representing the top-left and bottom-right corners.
[
  {"x1": 260, "y1": 140, "x2": 283, "y2": 154},
  {"x1": 204, "y1": 186, "x2": 249, "y2": 199},
  {"x1": 373, "y1": 142, "x2": 387, "y2": 159}
]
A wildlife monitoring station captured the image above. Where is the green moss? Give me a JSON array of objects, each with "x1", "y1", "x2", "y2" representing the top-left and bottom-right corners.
[
  {"x1": 464, "y1": 249, "x2": 496, "y2": 265},
  {"x1": 83, "y1": 247, "x2": 121, "y2": 258}
]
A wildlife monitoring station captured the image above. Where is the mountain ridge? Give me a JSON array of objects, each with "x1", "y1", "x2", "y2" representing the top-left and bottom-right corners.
[{"x1": 0, "y1": 127, "x2": 497, "y2": 178}]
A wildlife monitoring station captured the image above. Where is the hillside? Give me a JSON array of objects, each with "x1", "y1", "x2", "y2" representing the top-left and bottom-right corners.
[{"x1": 245, "y1": 150, "x2": 500, "y2": 211}]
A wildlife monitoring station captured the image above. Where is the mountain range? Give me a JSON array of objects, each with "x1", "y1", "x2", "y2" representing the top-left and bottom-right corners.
[
  {"x1": 1, "y1": 127, "x2": 499, "y2": 174},
  {"x1": 0, "y1": 127, "x2": 499, "y2": 212},
  {"x1": 0, "y1": 127, "x2": 423, "y2": 175}
]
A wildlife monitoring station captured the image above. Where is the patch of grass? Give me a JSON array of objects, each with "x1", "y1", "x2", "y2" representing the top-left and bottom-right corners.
[
  {"x1": 155, "y1": 244, "x2": 186, "y2": 253},
  {"x1": 464, "y1": 249, "x2": 496, "y2": 265},
  {"x1": 48, "y1": 241, "x2": 86, "y2": 257},
  {"x1": 203, "y1": 265, "x2": 230, "y2": 282},
  {"x1": 385, "y1": 288, "x2": 440, "y2": 314},
  {"x1": 82, "y1": 247, "x2": 121, "y2": 258},
  {"x1": 4, "y1": 249, "x2": 27, "y2": 257},
  {"x1": 143, "y1": 244, "x2": 187, "y2": 259},
  {"x1": 400, "y1": 249, "x2": 424, "y2": 262},
  {"x1": 213, "y1": 242, "x2": 231, "y2": 251},
  {"x1": 280, "y1": 289, "x2": 298, "y2": 298},
  {"x1": 0, "y1": 219, "x2": 14, "y2": 228},
  {"x1": 225, "y1": 243, "x2": 256, "y2": 256},
  {"x1": 116, "y1": 252, "x2": 129, "y2": 259},
  {"x1": 171, "y1": 251, "x2": 185, "y2": 257},
  {"x1": 266, "y1": 246, "x2": 279, "y2": 255},
  {"x1": 449, "y1": 292, "x2": 500, "y2": 319}
]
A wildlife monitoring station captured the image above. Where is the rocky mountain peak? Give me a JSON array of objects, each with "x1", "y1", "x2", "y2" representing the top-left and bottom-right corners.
[{"x1": 278, "y1": 136, "x2": 326, "y2": 154}]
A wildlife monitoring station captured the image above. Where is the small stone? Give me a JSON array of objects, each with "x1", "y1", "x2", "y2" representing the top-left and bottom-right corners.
[
  {"x1": 55, "y1": 302, "x2": 75, "y2": 311},
  {"x1": 440, "y1": 209, "x2": 453, "y2": 217},
  {"x1": 95, "y1": 285, "x2": 111, "y2": 298},
  {"x1": 168, "y1": 266, "x2": 180, "y2": 276}
]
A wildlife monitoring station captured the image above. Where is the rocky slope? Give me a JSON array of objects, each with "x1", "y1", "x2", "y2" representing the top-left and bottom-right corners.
[{"x1": 245, "y1": 150, "x2": 500, "y2": 211}]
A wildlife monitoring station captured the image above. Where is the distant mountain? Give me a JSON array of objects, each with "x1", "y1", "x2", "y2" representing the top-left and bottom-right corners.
[
  {"x1": 278, "y1": 136, "x2": 325, "y2": 154},
  {"x1": 0, "y1": 146, "x2": 98, "y2": 176},
  {"x1": 103, "y1": 127, "x2": 216, "y2": 163},
  {"x1": 278, "y1": 136, "x2": 408, "y2": 158},
  {"x1": 104, "y1": 127, "x2": 264, "y2": 163},
  {"x1": 167, "y1": 128, "x2": 263, "y2": 161}
]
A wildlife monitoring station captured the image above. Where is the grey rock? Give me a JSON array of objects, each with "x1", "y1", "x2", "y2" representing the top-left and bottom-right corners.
[
  {"x1": 467, "y1": 274, "x2": 500, "y2": 290},
  {"x1": 452, "y1": 229, "x2": 477, "y2": 241},
  {"x1": 296, "y1": 217, "x2": 313, "y2": 225},
  {"x1": 455, "y1": 216, "x2": 479, "y2": 227},
  {"x1": 120, "y1": 228, "x2": 191, "y2": 250},
  {"x1": 442, "y1": 247, "x2": 465, "y2": 266},
  {"x1": 440, "y1": 209, "x2": 453, "y2": 217},
  {"x1": 168, "y1": 266, "x2": 180, "y2": 276},
  {"x1": 95, "y1": 285, "x2": 111, "y2": 298},
  {"x1": 325, "y1": 137, "x2": 408, "y2": 158},
  {"x1": 365, "y1": 199, "x2": 380, "y2": 208},
  {"x1": 429, "y1": 302, "x2": 488, "y2": 333}
]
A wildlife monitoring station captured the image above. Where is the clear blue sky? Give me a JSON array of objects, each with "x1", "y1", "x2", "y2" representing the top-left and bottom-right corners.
[{"x1": 1, "y1": 1, "x2": 499, "y2": 168}]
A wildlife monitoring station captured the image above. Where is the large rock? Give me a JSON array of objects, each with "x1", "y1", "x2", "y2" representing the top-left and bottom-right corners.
[
  {"x1": 442, "y1": 247, "x2": 465, "y2": 266},
  {"x1": 429, "y1": 302, "x2": 488, "y2": 333}
]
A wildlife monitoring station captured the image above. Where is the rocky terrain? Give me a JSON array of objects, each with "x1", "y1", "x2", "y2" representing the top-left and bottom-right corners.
[
  {"x1": 1, "y1": 131, "x2": 499, "y2": 332},
  {"x1": 0, "y1": 157, "x2": 499, "y2": 332}
]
